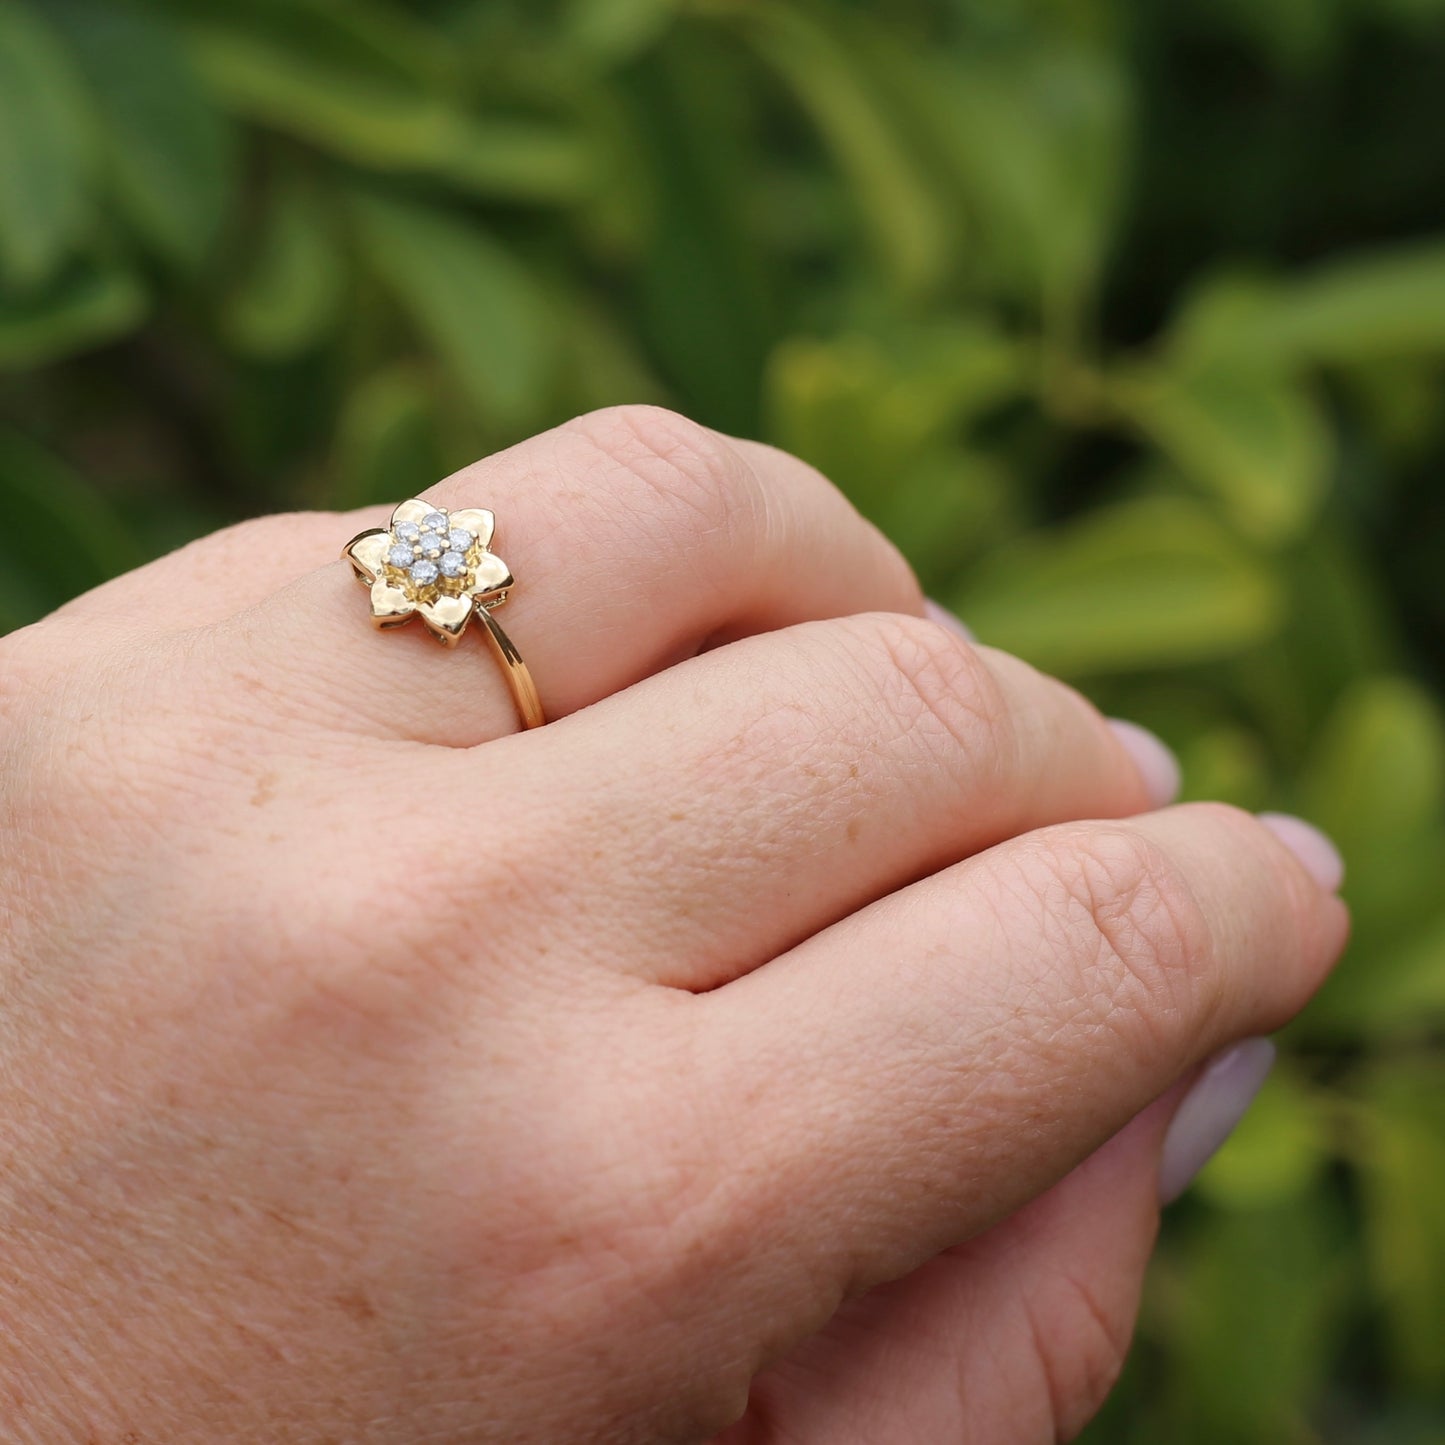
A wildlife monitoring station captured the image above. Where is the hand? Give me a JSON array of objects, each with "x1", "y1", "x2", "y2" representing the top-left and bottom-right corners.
[{"x1": 0, "y1": 407, "x2": 1348, "y2": 1442}]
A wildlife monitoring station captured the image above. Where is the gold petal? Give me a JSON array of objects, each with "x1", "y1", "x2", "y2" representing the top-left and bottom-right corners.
[
  {"x1": 390, "y1": 498, "x2": 432, "y2": 528},
  {"x1": 418, "y1": 592, "x2": 472, "y2": 645},
  {"x1": 465, "y1": 551, "x2": 512, "y2": 603},
  {"x1": 343, "y1": 528, "x2": 390, "y2": 582},
  {"x1": 369, "y1": 576, "x2": 416, "y2": 628},
  {"x1": 449, "y1": 508, "x2": 494, "y2": 549}
]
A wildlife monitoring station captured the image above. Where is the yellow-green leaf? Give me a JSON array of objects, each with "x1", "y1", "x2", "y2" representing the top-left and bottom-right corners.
[
  {"x1": 1299, "y1": 675, "x2": 1445, "y2": 929},
  {"x1": 1195, "y1": 1065, "x2": 1332, "y2": 1207},
  {"x1": 1170, "y1": 242, "x2": 1445, "y2": 371},
  {"x1": 953, "y1": 496, "x2": 1283, "y2": 677},
  {"x1": 1351, "y1": 1064, "x2": 1445, "y2": 1387},
  {"x1": 1111, "y1": 361, "x2": 1331, "y2": 543},
  {"x1": 183, "y1": 1, "x2": 591, "y2": 204}
]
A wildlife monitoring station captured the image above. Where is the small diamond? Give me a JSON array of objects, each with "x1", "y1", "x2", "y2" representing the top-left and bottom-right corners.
[
  {"x1": 395, "y1": 520, "x2": 421, "y2": 542},
  {"x1": 409, "y1": 558, "x2": 440, "y2": 587},
  {"x1": 447, "y1": 528, "x2": 474, "y2": 553},
  {"x1": 417, "y1": 532, "x2": 447, "y2": 558},
  {"x1": 439, "y1": 550, "x2": 467, "y2": 578},
  {"x1": 386, "y1": 542, "x2": 416, "y2": 568},
  {"x1": 422, "y1": 511, "x2": 449, "y2": 533}
]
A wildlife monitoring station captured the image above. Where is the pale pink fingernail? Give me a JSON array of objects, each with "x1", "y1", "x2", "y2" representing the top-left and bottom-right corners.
[
  {"x1": 1159, "y1": 1038, "x2": 1275, "y2": 1205},
  {"x1": 924, "y1": 598, "x2": 975, "y2": 642},
  {"x1": 1108, "y1": 718, "x2": 1181, "y2": 808},
  {"x1": 1258, "y1": 812, "x2": 1345, "y2": 892}
]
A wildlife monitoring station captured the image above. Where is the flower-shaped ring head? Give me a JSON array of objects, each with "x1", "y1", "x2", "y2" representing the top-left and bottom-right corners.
[{"x1": 342, "y1": 499, "x2": 513, "y2": 647}]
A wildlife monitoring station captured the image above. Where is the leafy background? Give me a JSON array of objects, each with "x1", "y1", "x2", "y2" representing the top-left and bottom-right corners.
[{"x1": 2, "y1": 0, "x2": 1444, "y2": 1437}]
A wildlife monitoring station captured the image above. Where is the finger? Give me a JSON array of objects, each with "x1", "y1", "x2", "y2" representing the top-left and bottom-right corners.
[
  {"x1": 722, "y1": 1087, "x2": 1185, "y2": 1445},
  {"x1": 499, "y1": 611, "x2": 1169, "y2": 989},
  {"x1": 134, "y1": 408, "x2": 923, "y2": 745},
  {"x1": 676, "y1": 805, "x2": 1347, "y2": 1368},
  {"x1": 50, "y1": 509, "x2": 382, "y2": 637}
]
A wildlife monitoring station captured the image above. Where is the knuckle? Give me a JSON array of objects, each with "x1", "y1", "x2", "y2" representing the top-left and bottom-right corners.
[
  {"x1": 565, "y1": 404, "x2": 765, "y2": 561},
  {"x1": 1046, "y1": 823, "x2": 1217, "y2": 1060},
  {"x1": 836, "y1": 610, "x2": 1014, "y2": 768}
]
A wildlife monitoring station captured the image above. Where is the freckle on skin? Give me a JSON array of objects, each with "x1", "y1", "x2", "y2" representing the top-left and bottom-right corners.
[
  {"x1": 846, "y1": 817, "x2": 861, "y2": 843},
  {"x1": 335, "y1": 1288, "x2": 376, "y2": 1323},
  {"x1": 251, "y1": 773, "x2": 278, "y2": 807}
]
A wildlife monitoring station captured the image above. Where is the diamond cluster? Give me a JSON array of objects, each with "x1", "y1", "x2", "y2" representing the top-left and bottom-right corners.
[{"x1": 384, "y1": 509, "x2": 476, "y2": 595}]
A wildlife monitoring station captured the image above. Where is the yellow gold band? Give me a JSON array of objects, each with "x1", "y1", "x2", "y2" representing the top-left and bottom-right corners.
[{"x1": 474, "y1": 604, "x2": 545, "y2": 730}]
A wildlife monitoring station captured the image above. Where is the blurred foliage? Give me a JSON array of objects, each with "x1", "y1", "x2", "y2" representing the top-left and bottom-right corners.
[{"x1": 2, "y1": 0, "x2": 1444, "y2": 1437}]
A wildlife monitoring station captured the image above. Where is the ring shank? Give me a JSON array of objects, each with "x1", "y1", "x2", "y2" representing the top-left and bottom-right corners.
[{"x1": 473, "y1": 603, "x2": 546, "y2": 729}]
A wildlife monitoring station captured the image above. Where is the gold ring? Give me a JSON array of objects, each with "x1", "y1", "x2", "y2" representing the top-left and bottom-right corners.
[{"x1": 341, "y1": 499, "x2": 545, "y2": 731}]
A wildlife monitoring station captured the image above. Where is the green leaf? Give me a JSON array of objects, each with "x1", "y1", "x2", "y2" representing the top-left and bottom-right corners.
[
  {"x1": 558, "y1": 297, "x2": 669, "y2": 414},
  {"x1": 182, "y1": 1, "x2": 592, "y2": 203},
  {"x1": 1110, "y1": 361, "x2": 1331, "y2": 543},
  {"x1": 1347, "y1": 909, "x2": 1445, "y2": 1031},
  {"x1": 1195, "y1": 1065, "x2": 1332, "y2": 1208},
  {"x1": 0, "y1": 256, "x2": 146, "y2": 368},
  {"x1": 953, "y1": 496, "x2": 1283, "y2": 677},
  {"x1": 222, "y1": 175, "x2": 344, "y2": 360},
  {"x1": 1153, "y1": 1195, "x2": 1353, "y2": 1441},
  {"x1": 766, "y1": 324, "x2": 1027, "y2": 500},
  {"x1": 1300, "y1": 675, "x2": 1445, "y2": 920},
  {"x1": 892, "y1": 40, "x2": 1129, "y2": 324},
  {"x1": 350, "y1": 189, "x2": 556, "y2": 426},
  {"x1": 1351, "y1": 1063, "x2": 1445, "y2": 1387},
  {"x1": 1177, "y1": 724, "x2": 1272, "y2": 810},
  {"x1": 46, "y1": 0, "x2": 234, "y2": 270},
  {"x1": 764, "y1": 323, "x2": 1025, "y2": 577},
  {"x1": 1169, "y1": 242, "x2": 1445, "y2": 372},
  {"x1": 330, "y1": 364, "x2": 446, "y2": 511},
  {"x1": 740, "y1": 3, "x2": 951, "y2": 296},
  {"x1": 1304, "y1": 675, "x2": 1444, "y2": 849},
  {"x1": 564, "y1": 0, "x2": 677, "y2": 64},
  {"x1": 0, "y1": 426, "x2": 143, "y2": 628},
  {"x1": 626, "y1": 31, "x2": 775, "y2": 432},
  {"x1": 0, "y1": 0, "x2": 96, "y2": 287}
]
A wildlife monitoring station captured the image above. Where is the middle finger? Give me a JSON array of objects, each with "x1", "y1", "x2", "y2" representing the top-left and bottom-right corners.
[{"x1": 478, "y1": 610, "x2": 1165, "y2": 990}]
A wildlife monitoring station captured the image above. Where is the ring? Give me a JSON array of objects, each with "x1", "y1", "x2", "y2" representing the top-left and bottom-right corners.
[{"x1": 342, "y1": 499, "x2": 545, "y2": 730}]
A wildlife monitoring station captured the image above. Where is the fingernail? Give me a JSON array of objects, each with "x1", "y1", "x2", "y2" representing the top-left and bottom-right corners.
[
  {"x1": 1158, "y1": 1038, "x2": 1275, "y2": 1205},
  {"x1": 924, "y1": 598, "x2": 975, "y2": 643},
  {"x1": 1108, "y1": 718, "x2": 1181, "y2": 808},
  {"x1": 1257, "y1": 812, "x2": 1345, "y2": 892}
]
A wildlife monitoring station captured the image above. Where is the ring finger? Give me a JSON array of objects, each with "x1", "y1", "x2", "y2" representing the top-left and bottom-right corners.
[{"x1": 128, "y1": 407, "x2": 925, "y2": 746}]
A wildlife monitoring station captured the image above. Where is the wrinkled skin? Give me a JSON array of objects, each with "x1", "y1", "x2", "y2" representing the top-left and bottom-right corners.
[{"x1": 0, "y1": 408, "x2": 1348, "y2": 1442}]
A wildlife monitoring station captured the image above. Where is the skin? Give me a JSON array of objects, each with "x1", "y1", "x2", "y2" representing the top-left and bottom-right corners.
[{"x1": 0, "y1": 406, "x2": 1349, "y2": 1443}]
